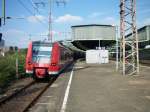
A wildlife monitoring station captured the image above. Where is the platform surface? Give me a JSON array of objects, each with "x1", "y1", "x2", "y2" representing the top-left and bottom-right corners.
[{"x1": 30, "y1": 61, "x2": 150, "y2": 112}]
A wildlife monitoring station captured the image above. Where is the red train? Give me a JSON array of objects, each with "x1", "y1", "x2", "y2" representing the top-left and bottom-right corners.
[{"x1": 25, "y1": 41, "x2": 73, "y2": 80}]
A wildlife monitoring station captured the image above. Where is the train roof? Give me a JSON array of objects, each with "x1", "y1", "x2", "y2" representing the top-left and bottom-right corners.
[
  {"x1": 61, "y1": 41, "x2": 85, "y2": 52},
  {"x1": 32, "y1": 41, "x2": 52, "y2": 46}
]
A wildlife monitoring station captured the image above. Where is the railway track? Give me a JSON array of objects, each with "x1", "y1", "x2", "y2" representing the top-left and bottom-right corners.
[
  {"x1": 0, "y1": 77, "x2": 57, "y2": 112},
  {"x1": 0, "y1": 80, "x2": 35, "y2": 105}
]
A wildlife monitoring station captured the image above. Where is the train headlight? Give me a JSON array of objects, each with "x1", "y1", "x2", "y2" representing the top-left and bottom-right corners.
[
  {"x1": 51, "y1": 63, "x2": 56, "y2": 66},
  {"x1": 28, "y1": 61, "x2": 32, "y2": 65}
]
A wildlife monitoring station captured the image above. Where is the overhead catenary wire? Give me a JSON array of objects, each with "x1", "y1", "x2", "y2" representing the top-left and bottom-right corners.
[
  {"x1": 29, "y1": 0, "x2": 49, "y2": 23},
  {"x1": 29, "y1": 0, "x2": 42, "y2": 15},
  {"x1": 17, "y1": 0, "x2": 48, "y2": 29}
]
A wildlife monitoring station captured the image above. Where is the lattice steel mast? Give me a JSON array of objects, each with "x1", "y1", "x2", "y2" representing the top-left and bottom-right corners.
[
  {"x1": 120, "y1": 0, "x2": 139, "y2": 75},
  {"x1": 48, "y1": 0, "x2": 52, "y2": 43},
  {"x1": 48, "y1": 0, "x2": 66, "y2": 43}
]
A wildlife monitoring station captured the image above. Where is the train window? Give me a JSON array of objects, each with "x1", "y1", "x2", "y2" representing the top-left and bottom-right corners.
[{"x1": 32, "y1": 45, "x2": 52, "y2": 64}]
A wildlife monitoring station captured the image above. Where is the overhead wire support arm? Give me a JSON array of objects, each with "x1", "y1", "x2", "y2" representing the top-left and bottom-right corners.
[
  {"x1": 48, "y1": 0, "x2": 67, "y2": 43},
  {"x1": 48, "y1": 0, "x2": 52, "y2": 42},
  {"x1": 56, "y1": 0, "x2": 66, "y2": 6},
  {"x1": 29, "y1": 0, "x2": 42, "y2": 15},
  {"x1": 17, "y1": 0, "x2": 48, "y2": 29}
]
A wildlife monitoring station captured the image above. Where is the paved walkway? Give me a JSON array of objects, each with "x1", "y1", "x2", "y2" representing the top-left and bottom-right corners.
[
  {"x1": 29, "y1": 61, "x2": 150, "y2": 112},
  {"x1": 66, "y1": 61, "x2": 150, "y2": 112}
]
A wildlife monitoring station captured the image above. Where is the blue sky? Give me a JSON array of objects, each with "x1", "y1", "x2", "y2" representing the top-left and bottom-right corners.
[{"x1": 0, "y1": 0, "x2": 150, "y2": 48}]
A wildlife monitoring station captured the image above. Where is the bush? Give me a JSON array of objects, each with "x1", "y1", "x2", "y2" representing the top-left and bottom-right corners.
[{"x1": 0, "y1": 50, "x2": 26, "y2": 88}]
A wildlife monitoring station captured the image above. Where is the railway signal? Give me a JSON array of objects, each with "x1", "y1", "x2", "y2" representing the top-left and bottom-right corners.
[
  {"x1": 0, "y1": 33, "x2": 2, "y2": 40},
  {"x1": 0, "y1": 18, "x2": 1, "y2": 27}
]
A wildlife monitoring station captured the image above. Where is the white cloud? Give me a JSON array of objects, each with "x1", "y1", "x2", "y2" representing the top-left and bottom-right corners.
[
  {"x1": 34, "y1": 30, "x2": 62, "y2": 41},
  {"x1": 41, "y1": 30, "x2": 60, "y2": 36},
  {"x1": 27, "y1": 15, "x2": 46, "y2": 23},
  {"x1": 4, "y1": 29, "x2": 25, "y2": 35},
  {"x1": 143, "y1": 18, "x2": 150, "y2": 25},
  {"x1": 3, "y1": 29, "x2": 29, "y2": 48},
  {"x1": 40, "y1": 30, "x2": 71, "y2": 41},
  {"x1": 2, "y1": 28, "x2": 71, "y2": 48},
  {"x1": 139, "y1": 9, "x2": 150, "y2": 14},
  {"x1": 102, "y1": 17, "x2": 119, "y2": 26},
  {"x1": 88, "y1": 12, "x2": 103, "y2": 18},
  {"x1": 55, "y1": 14, "x2": 83, "y2": 23},
  {"x1": 137, "y1": 18, "x2": 150, "y2": 28},
  {"x1": 51, "y1": 31, "x2": 59, "y2": 35}
]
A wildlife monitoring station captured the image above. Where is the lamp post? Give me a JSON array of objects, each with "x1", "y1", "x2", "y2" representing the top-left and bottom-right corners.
[{"x1": 116, "y1": 26, "x2": 119, "y2": 71}]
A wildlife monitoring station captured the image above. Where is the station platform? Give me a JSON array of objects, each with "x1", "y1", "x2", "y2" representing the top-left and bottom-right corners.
[{"x1": 30, "y1": 61, "x2": 150, "y2": 112}]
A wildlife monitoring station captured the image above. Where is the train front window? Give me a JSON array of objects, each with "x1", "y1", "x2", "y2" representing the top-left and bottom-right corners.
[{"x1": 32, "y1": 45, "x2": 52, "y2": 64}]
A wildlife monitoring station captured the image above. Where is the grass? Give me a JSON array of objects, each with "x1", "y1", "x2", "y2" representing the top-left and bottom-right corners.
[{"x1": 0, "y1": 49, "x2": 27, "y2": 90}]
